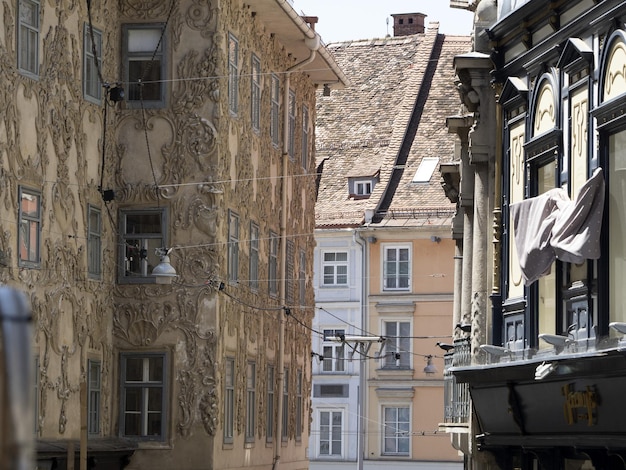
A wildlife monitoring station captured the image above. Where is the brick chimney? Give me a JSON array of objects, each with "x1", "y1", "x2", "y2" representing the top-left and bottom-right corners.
[{"x1": 391, "y1": 13, "x2": 426, "y2": 36}]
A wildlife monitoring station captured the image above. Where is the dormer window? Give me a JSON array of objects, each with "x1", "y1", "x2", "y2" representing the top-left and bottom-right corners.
[{"x1": 348, "y1": 174, "x2": 378, "y2": 199}]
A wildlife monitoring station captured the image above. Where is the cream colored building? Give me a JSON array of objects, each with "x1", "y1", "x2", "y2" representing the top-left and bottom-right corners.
[
  {"x1": 312, "y1": 15, "x2": 468, "y2": 470},
  {"x1": 0, "y1": 1, "x2": 346, "y2": 469}
]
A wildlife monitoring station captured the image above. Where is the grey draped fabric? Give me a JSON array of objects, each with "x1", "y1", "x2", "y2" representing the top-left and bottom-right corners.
[{"x1": 510, "y1": 167, "x2": 605, "y2": 285}]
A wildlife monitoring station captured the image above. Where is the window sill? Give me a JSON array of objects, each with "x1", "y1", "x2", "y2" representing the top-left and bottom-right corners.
[
  {"x1": 376, "y1": 367, "x2": 414, "y2": 380},
  {"x1": 134, "y1": 440, "x2": 172, "y2": 450}
]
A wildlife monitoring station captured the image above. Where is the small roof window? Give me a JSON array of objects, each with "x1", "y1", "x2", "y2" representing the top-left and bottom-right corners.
[{"x1": 412, "y1": 157, "x2": 439, "y2": 183}]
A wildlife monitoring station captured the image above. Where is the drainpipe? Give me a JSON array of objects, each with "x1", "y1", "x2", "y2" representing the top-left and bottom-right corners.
[
  {"x1": 273, "y1": 33, "x2": 320, "y2": 470},
  {"x1": 353, "y1": 230, "x2": 367, "y2": 470}
]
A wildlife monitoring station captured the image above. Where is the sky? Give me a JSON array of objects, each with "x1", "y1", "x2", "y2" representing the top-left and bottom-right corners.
[{"x1": 293, "y1": 0, "x2": 475, "y2": 44}]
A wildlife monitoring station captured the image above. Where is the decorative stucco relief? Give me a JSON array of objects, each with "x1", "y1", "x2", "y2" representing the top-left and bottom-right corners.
[
  {"x1": 186, "y1": 0, "x2": 215, "y2": 38},
  {"x1": 119, "y1": 0, "x2": 173, "y2": 20}
]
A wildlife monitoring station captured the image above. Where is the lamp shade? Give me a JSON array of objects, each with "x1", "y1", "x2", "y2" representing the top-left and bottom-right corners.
[{"x1": 152, "y1": 254, "x2": 177, "y2": 284}]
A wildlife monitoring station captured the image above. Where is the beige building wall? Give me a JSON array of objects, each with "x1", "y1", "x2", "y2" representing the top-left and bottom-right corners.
[{"x1": 365, "y1": 234, "x2": 459, "y2": 464}]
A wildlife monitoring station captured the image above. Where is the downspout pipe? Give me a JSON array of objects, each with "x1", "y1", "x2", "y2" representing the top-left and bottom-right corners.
[
  {"x1": 273, "y1": 33, "x2": 320, "y2": 470},
  {"x1": 353, "y1": 230, "x2": 367, "y2": 470}
]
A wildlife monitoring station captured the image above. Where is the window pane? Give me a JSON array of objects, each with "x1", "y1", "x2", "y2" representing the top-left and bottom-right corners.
[
  {"x1": 128, "y1": 59, "x2": 161, "y2": 101},
  {"x1": 148, "y1": 388, "x2": 162, "y2": 411},
  {"x1": 128, "y1": 28, "x2": 161, "y2": 52},
  {"x1": 126, "y1": 213, "x2": 161, "y2": 234},
  {"x1": 125, "y1": 388, "x2": 141, "y2": 411},
  {"x1": 336, "y1": 266, "x2": 348, "y2": 284},
  {"x1": 124, "y1": 413, "x2": 141, "y2": 436},
  {"x1": 147, "y1": 411, "x2": 162, "y2": 436},
  {"x1": 21, "y1": 192, "x2": 39, "y2": 217},
  {"x1": 125, "y1": 358, "x2": 143, "y2": 381},
  {"x1": 323, "y1": 266, "x2": 334, "y2": 284}
]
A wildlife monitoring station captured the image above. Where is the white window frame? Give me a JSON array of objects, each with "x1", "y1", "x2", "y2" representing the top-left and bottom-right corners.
[
  {"x1": 251, "y1": 54, "x2": 261, "y2": 131},
  {"x1": 228, "y1": 32, "x2": 239, "y2": 115},
  {"x1": 18, "y1": 0, "x2": 40, "y2": 77},
  {"x1": 321, "y1": 251, "x2": 348, "y2": 287},
  {"x1": 84, "y1": 24, "x2": 102, "y2": 102},
  {"x1": 382, "y1": 320, "x2": 411, "y2": 369},
  {"x1": 119, "y1": 352, "x2": 167, "y2": 441},
  {"x1": 18, "y1": 186, "x2": 41, "y2": 268},
  {"x1": 382, "y1": 405, "x2": 411, "y2": 456},
  {"x1": 119, "y1": 208, "x2": 166, "y2": 283},
  {"x1": 228, "y1": 210, "x2": 239, "y2": 283},
  {"x1": 322, "y1": 329, "x2": 345, "y2": 373},
  {"x1": 382, "y1": 244, "x2": 411, "y2": 291},
  {"x1": 122, "y1": 23, "x2": 166, "y2": 107},
  {"x1": 318, "y1": 409, "x2": 344, "y2": 457},
  {"x1": 270, "y1": 74, "x2": 280, "y2": 146},
  {"x1": 355, "y1": 180, "x2": 372, "y2": 196},
  {"x1": 88, "y1": 205, "x2": 102, "y2": 279}
]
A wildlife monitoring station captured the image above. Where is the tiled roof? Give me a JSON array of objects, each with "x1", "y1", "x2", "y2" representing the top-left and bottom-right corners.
[{"x1": 315, "y1": 25, "x2": 472, "y2": 229}]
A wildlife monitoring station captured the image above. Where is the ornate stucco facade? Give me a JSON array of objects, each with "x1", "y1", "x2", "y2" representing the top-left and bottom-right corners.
[{"x1": 0, "y1": 1, "x2": 347, "y2": 469}]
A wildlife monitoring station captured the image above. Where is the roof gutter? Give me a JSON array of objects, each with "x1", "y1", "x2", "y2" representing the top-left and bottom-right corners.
[{"x1": 274, "y1": 0, "x2": 350, "y2": 88}]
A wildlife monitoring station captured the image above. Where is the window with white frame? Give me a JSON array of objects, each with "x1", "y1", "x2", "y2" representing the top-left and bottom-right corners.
[
  {"x1": 228, "y1": 32, "x2": 239, "y2": 115},
  {"x1": 270, "y1": 74, "x2": 280, "y2": 146},
  {"x1": 245, "y1": 361, "x2": 256, "y2": 442},
  {"x1": 120, "y1": 208, "x2": 165, "y2": 282},
  {"x1": 250, "y1": 222, "x2": 259, "y2": 291},
  {"x1": 302, "y1": 105, "x2": 309, "y2": 170},
  {"x1": 224, "y1": 357, "x2": 234, "y2": 443},
  {"x1": 383, "y1": 406, "x2": 410, "y2": 455},
  {"x1": 88, "y1": 205, "x2": 101, "y2": 279},
  {"x1": 383, "y1": 321, "x2": 411, "y2": 369},
  {"x1": 269, "y1": 232, "x2": 279, "y2": 297},
  {"x1": 322, "y1": 329, "x2": 345, "y2": 373},
  {"x1": 18, "y1": 0, "x2": 40, "y2": 77},
  {"x1": 123, "y1": 24, "x2": 166, "y2": 105},
  {"x1": 120, "y1": 353, "x2": 167, "y2": 440},
  {"x1": 228, "y1": 211, "x2": 239, "y2": 283},
  {"x1": 383, "y1": 245, "x2": 410, "y2": 290},
  {"x1": 288, "y1": 89, "x2": 296, "y2": 159},
  {"x1": 251, "y1": 54, "x2": 261, "y2": 131},
  {"x1": 88, "y1": 359, "x2": 101, "y2": 435},
  {"x1": 19, "y1": 187, "x2": 41, "y2": 267},
  {"x1": 84, "y1": 24, "x2": 102, "y2": 102},
  {"x1": 322, "y1": 251, "x2": 348, "y2": 286},
  {"x1": 319, "y1": 410, "x2": 343, "y2": 457},
  {"x1": 355, "y1": 180, "x2": 372, "y2": 196},
  {"x1": 266, "y1": 365, "x2": 274, "y2": 443}
]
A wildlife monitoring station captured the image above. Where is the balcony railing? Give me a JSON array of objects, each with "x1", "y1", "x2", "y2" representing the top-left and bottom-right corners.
[{"x1": 443, "y1": 337, "x2": 471, "y2": 424}]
